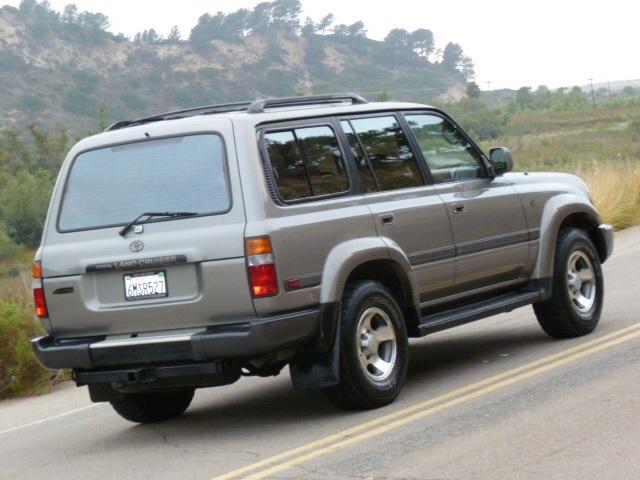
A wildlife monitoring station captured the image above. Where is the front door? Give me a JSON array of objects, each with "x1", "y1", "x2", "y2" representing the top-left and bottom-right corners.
[{"x1": 403, "y1": 112, "x2": 530, "y2": 294}]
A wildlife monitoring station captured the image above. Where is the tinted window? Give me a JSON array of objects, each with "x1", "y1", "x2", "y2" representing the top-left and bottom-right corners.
[
  {"x1": 341, "y1": 120, "x2": 378, "y2": 192},
  {"x1": 264, "y1": 125, "x2": 349, "y2": 202},
  {"x1": 59, "y1": 134, "x2": 229, "y2": 231},
  {"x1": 404, "y1": 113, "x2": 485, "y2": 183},
  {"x1": 348, "y1": 116, "x2": 423, "y2": 191}
]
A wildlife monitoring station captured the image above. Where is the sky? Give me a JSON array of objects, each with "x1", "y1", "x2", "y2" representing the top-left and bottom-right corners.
[{"x1": 5, "y1": 0, "x2": 639, "y2": 90}]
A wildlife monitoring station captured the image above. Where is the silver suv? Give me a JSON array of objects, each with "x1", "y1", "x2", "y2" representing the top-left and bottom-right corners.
[{"x1": 31, "y1": 94, "x2": 613, "y2": 423}]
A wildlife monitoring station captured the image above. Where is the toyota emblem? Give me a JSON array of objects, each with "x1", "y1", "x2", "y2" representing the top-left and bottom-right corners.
[{"x1": 129, "y1": 240, "x2": 145, "y2": 253}]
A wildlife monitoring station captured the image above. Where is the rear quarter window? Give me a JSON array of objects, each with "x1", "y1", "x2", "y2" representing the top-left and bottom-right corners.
[
  {"x1": 58, "y1": 134, "x2": 230, "y2": 232},
  {"x1": 263, "y1": 125, "x2": 350, "y2": 202}
]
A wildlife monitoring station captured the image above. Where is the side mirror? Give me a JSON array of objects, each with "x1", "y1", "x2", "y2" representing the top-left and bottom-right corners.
[{"x1": 490, "y1": 147, "x2": 513, "y2": 176}]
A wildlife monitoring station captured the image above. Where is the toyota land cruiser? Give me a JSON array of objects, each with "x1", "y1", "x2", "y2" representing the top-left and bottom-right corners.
[{"x1": 31, "y1": 93, "x2": 614, "y2": 423}]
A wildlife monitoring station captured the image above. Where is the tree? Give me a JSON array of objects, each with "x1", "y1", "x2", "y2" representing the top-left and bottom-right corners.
[
  {"x1": 76, "y1": 11, "x2": 110, "y2": 32},
  {"x1": 466, "y1": 81, "x2": 481, "y2": 99},
  {"x1": 167, "y1": 25, "x2": 181, "y2": 43},
  {"x1": 61, "y1": 4, "x2": 78, "y2": 24},
  {"x1": 384, "y1": 28, "x2": 411, "y2": 52},
  {"x1": 441, "y1": 42, "x2": 463, "y2": 71},
  {"x1": 0, "y1": 169, "x2": 54, "y2": 247},
  {"x1": 515, "y1": 86, "x2": 534, "y2": 109},
  {"x1": 316, "y1": 13, "x2": 334, "y2": 34},
  {"x1": 411, "y1": 28, "x2": 434, "y2": 59},
  {"x1": 271, "y1": 0, "x2": 301, "y2": 33},
  {"x1": 533, "y1": 85, "x2": 552, "y2": 109},
  {"x1": 248, "y1": 2, "x2": 273, "y2": 33},
  {"x1": 333, "y1": 24, "x2": 349, "y2": 36},
  {"x1": 18, "y1": 0, "x2": 37, "y2": 15},
  {"x1": 224, "y1": 8, "x2": 250, "y2": 39},
  {"x1": 441, "y1": 42, "x2": 474, "y2": 78},
  {"x1": 460, "y1": 56, "x2": 475, "y2": 79},
  {"x1": 346, "y1": 21, "x2": 366, "y2": 37},
  {"x1": 136, "y1": 28, "x2": 162, "y2": 45},
  {"x1": 301, "y1": 17, "x2": 315, "y2": 37}
]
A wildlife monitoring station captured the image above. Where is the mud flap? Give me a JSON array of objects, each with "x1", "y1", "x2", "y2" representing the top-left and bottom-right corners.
[{"x1": 289, "y1": 303, "x2": 341, "y2": 389}]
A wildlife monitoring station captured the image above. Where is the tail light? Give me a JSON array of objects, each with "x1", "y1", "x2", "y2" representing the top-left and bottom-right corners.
[
  {"x1": 246, "y1": 237, "x2": 279, "y2": 298},
  {"x1": 32, "y1": 260, "x2": 48, "y2": 319}
]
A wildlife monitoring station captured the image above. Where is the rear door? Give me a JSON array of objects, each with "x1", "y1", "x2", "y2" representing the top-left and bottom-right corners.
[
  {"x1": 340, "y1": 114, "x2": 456, "y2": 302},
  {"x1": 403, "y1": 111, "x2": 530, "y2": 294},
  {"x1": 41, "y1": 119, "x2": 253, "y2": 338}
]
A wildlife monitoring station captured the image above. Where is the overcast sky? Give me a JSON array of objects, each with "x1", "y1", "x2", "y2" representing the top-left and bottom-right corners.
[{"x1": 6, "y1": 0, "x2": 638, "y2": 89}]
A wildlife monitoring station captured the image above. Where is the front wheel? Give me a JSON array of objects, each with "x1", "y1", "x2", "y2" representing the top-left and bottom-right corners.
[
  {"x1": 110, "y1": 389, "x2": 195, "y2": 423},
  {"x1": 534, "y1": 228, "x2": 604, "y2": 338},
  {"x1": 323, "y1": 281, "x2": 409, "y2": 410}
]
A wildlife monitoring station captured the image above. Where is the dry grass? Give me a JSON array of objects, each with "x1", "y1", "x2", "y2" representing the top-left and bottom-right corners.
[
  {"x1": 580, "y1": 162, "x2": 640, "y2": 230},
  {"x1": 484, "y1": 103, "x2": 640, "y2": 230}
]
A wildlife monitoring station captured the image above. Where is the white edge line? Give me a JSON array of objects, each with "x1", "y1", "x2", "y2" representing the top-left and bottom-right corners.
[{"x1": 0, "y1": 403, "x2": 100, "y2": 436}]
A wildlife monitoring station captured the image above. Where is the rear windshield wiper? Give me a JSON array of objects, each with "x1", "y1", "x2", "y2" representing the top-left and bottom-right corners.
[{"x1": 119, "y1": 211, "x2": 198, "y2": 237}]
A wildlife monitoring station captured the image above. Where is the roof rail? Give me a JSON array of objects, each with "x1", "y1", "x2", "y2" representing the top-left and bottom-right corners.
[
  {"x1": 104, "y1": 93, "x2": 369, "y2": 131},
  {"x1": 247, "y1": 93, "x2": 368, "y2": 114},
  {"x1": 105, "y1": 101, "x2": 252, "y2": 131}
]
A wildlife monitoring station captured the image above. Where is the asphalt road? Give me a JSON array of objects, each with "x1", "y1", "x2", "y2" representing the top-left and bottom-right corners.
[{"x1": 1, "y1": 227, "x2": 639, "y2": 480}]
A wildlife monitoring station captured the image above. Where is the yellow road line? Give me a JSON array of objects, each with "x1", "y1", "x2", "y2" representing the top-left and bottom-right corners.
[{"x1": 214, "y1": 323, "x2": 640, "y2": 480}]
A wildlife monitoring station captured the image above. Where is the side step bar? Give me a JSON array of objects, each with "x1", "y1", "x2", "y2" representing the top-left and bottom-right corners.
[{"x1": 417, "y1": 290, "x2": 542, "y2": 336}]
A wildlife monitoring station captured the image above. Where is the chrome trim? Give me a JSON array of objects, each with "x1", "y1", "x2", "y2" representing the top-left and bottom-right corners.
[{"x1": 90, "y1": 328, "x2": 206, "y2": 349}]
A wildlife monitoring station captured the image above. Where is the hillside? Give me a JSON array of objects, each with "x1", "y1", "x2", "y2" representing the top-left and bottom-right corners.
[{"x1": 0, "y1": 1, "x2": 471, "y2": 131}]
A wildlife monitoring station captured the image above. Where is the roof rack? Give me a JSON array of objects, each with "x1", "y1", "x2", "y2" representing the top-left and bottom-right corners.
[
  {"x1": 105, "y1": 93, "x2": 369, "y2": 131},
  {"x1": 246, "y1": 93, "x2": 368, "y2": 114},
  {"x1": 105, "y1": 101, "x2": 252, "y2": 131}
]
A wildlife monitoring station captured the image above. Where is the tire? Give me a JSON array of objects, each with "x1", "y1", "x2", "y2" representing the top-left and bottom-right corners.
[
  {"x1": 534, "y1": 228, "x2": 604, "y2": 338},
  {"x1": 323, "y1": 281, "x2": 409, "y2": 410},
  {"x1": 110, "y1": 389, "x2": 195, "y2": 423}
]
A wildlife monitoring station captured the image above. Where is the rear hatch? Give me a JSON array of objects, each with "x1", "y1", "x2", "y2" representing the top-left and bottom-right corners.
[{"x1": 40, "y1": 119, "x2": 254, "y2": 338}]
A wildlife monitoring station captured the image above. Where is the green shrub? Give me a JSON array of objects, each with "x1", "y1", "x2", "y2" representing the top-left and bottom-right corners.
[
  {"x1": 629, "y1": 116, "x2": 640, "y2": 133},
  {"x1": 0, "y1": 228, "x2": 24, "y2": 276},
  {"x1": 62, "y1": 90, "x2": 100, "y2": 117},
  {"x1": 17, "y1": 94, "x2": 46, "y2": 113},
  {"x1": 0, "y1": 169, "x2": 54, "y2": 248},
  {"x1": 0, "y1": 299, "x2": 49, "y2": 399}
]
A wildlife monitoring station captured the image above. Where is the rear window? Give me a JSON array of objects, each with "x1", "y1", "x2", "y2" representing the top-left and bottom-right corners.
[
  {"x1": 58, "y1": 134, "x2": 229, "y2": 232},
  {"x1": 263, "y1": 125, "x2": 349, "y2": 202}
]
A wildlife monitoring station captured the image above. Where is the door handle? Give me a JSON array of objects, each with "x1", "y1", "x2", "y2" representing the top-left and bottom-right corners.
[
  {"x1": 452, "y1": 203, "x2": 466, "y2": 214},
  {"x1": 379, "y1": 213, "x2": 395, "y2": 225}
]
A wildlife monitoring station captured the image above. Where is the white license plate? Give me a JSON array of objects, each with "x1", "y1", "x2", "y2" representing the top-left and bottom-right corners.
[{"x1": 124, "y1": 271, "x2": 167, "y2": 301}]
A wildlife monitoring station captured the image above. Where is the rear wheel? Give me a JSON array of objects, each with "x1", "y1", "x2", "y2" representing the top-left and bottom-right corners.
[
  {"x1": 323, "y1": 281, "x2": 408, "y2": 410},
  {"x1": 534, "y1": 228, "x2": 604, "y2": 338},
  {"x1": 110, "y1": 389, "x2": 194, "y2": 423}
]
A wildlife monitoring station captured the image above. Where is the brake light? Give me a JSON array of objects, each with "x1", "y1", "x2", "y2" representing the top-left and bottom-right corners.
[
  {"x1": 32, "y1": 261, "x2": 48, "y2": 318},
  {"x1": 246, "y1": 237, "x2": 279, "y2": 298},
  {"x1": 34, "y1": 288, "x2": 48, "y2": 318}
]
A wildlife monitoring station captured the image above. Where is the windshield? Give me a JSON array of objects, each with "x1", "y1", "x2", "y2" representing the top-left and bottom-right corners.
[{"x1": 58, "y1": 134, "x2": 230, "y2": 232}]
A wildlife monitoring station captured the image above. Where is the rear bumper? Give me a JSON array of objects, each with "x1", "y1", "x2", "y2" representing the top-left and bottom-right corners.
[{"x1": 31, "y1": 307, "x2": 321, "y2": 371}]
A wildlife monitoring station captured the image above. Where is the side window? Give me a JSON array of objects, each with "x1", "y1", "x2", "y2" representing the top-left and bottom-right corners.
[
  {"x1": 263, "y1": 125, "x2": 349, "y2": 202},
  {"x1": 347, "y1": 116, "x2": 423, "y2": 191},
  {"x1": 341, "y1": 120, "x2": 378, "y2": 193},
  {"x1": 404, "y1": 113, "x2": 485, "y2": 183}
]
